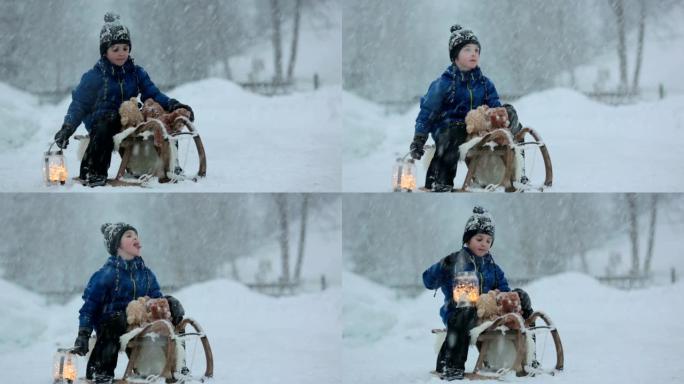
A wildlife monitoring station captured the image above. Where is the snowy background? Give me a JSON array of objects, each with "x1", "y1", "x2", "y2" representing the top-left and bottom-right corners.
[
  {"x1": 342, "y1": 193, "x2": 684, "y2": 383},
  {"x1": 0, "y1": 0, "x2": 341, "y2": 192},
  {"x1": 0, "y1": 193, "x2": 341, "y2": 383},
  {"x1": 342, "y1": 1, "x2": 684, "y2": 192}
]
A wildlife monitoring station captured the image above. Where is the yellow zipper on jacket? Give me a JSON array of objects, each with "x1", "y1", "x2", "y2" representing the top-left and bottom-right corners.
[{"x1": 130, "y1": 270, "x2": 137, "y2": 299}]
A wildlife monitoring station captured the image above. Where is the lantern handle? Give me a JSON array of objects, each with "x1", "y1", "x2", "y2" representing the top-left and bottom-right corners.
[{"x1": 47, "y1": 141, "x2": 64, "y2": 155}]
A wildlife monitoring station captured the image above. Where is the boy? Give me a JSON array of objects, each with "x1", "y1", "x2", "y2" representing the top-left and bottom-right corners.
[
  {"x1": 423, "y1": 207, "x2": 533, "y2": 380},
  {"x1": 410, "y1": 25, "x2": 519, "y2": 191},
  {"x1": 72, "y1": 223, "x2": 184, "y2": 383},
  {"x1": 54, "y1": 13, "x2": 194, "y2": 187}
]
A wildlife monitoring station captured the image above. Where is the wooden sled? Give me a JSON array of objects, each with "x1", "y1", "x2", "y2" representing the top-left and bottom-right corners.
[
  {"x1": 431, "y1": 311, "x2": 563, "y2": 379},
  {"x1": 115, "y1": 117, "x2": 207, "y2": 184},
  {"x1": 459, "y1": 127, "x2": 553, "y2": 192}
]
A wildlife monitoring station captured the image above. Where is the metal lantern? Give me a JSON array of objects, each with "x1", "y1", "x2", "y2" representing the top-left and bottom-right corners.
[
  {"x1": 452, "y1": 271, "x2": 479, "y2": 307},
  {"x1": 43, "y1": 143, "x2": 68, "y2": 186},
  {"x1": 52, "y1": 348, "x2": 78, "y2": 383},
  {"x1": 392, "y1": 154, "x2": 417, "y2": 192}
]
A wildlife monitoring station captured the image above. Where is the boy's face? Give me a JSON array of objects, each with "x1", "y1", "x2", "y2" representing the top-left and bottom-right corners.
[
  {"x1": 454, "y1": 43, "x2": 480, "y2": 71},
  {"x1": 106, "y1": 43, "x2": 130, "y2": 67},
  {"x1": 118, "y1": 229, "x2": 141, "y2": 259},
  {"x1": 467, "y1": 233, "x2": 492, "y2": 257}
]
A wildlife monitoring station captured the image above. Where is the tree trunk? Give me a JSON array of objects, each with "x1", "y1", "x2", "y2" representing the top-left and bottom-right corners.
[
  {"x1": 643, "y1": 195, "x2": 658, "y2": 275},
  {"x1": 610, "y1": 0, "x2": 628, "y2": 92},
  {"x1": 579, "y1": 250, "x2": 589, "y2": 274},
  {"x1": 276, "y1": 195, "x2": 290, "y2": 284},
  {"x1": 286, "y1": 0, "x2": 302, "y2": 84},
  {"x1": 627, "y1": 194, "x2": 640, "y2": 276},
  {"x1": 294, "y1": 195, "x2": 309, "y2": 282},
  {"x1": 270, "y1": 0, "x2": 284, "y2": 85},
  {"x1": 632, "y1": 0, "x2": 646, "y2": 94}
]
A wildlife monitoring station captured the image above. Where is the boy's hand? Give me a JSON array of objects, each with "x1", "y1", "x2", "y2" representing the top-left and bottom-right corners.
[
  {"x1": 72, "y1": 327, "x2": 92, "y2": 356},
  {"x1": 54, "y1": 123, "x2": 76, "y2": 149},
  {"x1": 409, "y1": 133, "x2": 428, "y2": 159},
  {"x1": 168, "y1": 99, "x2": 195, "y2": 122}
]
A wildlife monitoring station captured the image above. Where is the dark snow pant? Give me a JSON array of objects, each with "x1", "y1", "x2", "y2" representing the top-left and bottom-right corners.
[
  {"x1": 432, "y1": 123, "x2": 468, "y2": 189},
  {"x1": 436, "y1": 289, "x2": 535, "y2": 373},
  {"x1": 86, "y1": 311, "x2": 128, "y2": 380},
  {"x1": 437, "y1": 306, "x2": 478, "y2": 373},
  {"x1": 81, "y1": 112, "x2": 122, "y2": 180}
]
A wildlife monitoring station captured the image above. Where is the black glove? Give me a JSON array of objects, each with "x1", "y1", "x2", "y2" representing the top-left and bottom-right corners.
[
  {"x1": 54, "y1": 123, "x2": 76, "y2": 149},
  {"x1": 73, "y1": 327, "x2": 92, "y2": 356},
  {"x1": 512, "y1": 288, "x2": 533, "y2": 319},
  {"x1": 165, "y1": 295, "x2": 185, "y2": 326},
  {"x1": 503, "y1": 104, "x2": 522, "y2": 135},
  {"x1": 409, "y1": 133, "x2": 428, "y2": 160},
  {"x1": 168, "y1": 99, "x2": 195, "y2": 122}
]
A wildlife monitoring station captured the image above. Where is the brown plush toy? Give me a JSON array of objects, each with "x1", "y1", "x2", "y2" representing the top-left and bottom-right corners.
[
  {"x1": 496, "y1": 291, "x2": 523, "y2": 329},
  {"x1": 119, "y1": 97, "x2": 144, "y2": 129},
  {"x1": 126, "y1": 296, "x2": 149, "y2": 329},
  {"x1": 145, "y1": 297, "x2": 172, "y2": 322},
  {"x1": 476, "y1": 290, "x2": 499, "y2": 322},
  {"x1": 465, "y1": 106, "x2": 510, "y2": 142},
  {"x1": 142, "y1": 99, "x2": 192, "y2": 135}
]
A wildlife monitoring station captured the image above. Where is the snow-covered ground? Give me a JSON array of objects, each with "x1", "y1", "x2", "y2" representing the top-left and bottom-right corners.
[
  {"x1": 0, "y1": 278, "x2": 341, "y2": 384},
  {"x1": 343, "y1": 271, "x2": 684, "y2": 384},
  {"x1": 0, "y1": 78, "x2": 340, "y2": 192}
]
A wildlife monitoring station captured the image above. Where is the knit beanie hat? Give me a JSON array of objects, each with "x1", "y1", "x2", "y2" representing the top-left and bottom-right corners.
[
  {"x1": 99, "y1": 12, "x2": 131, "y2": 56},
  {"x1": 462, "y1": 206, "x2": 495, "y2": 245},
  {"x1": 101, "y1": 222, "x2": 137, "y2": 256},
  {"x1": 449, "y1": 25, "x2": 481, "y2": 62}
]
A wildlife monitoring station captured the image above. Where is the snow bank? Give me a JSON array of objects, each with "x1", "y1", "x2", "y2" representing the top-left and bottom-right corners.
[
  {"x1": 0, "y1": 83, "x2": 41, "y2": 151},
  {"x1": 0, "y1": 279, "x2": 51, "y2": 351},
  {"x1": 344, "y1": 270, "x2": 684, "y2": 383}
]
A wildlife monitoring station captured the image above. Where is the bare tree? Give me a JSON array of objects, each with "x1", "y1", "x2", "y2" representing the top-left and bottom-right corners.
[
  {"x1": 609, "y1": 0, "x2": 629, "y2": 92},
  {"x1": 627, "y1": 194, "x2": 640, "y2": 275},
  {"x1": 270, "y1": 0, "x2": 284, "y2": 84},
  {"x1": 293, "y1": 194, "x2": 308, "y2": 282},
  {"x1": 275, "y1": 194, "x2": 290, "y2": 283},
  {"x1": 643, "y1": 195, "x2": 658, "y2": 275},
  {"x1": 631, "y1": 0, "x2": 646, "y2": 94},
  {"x1": 286, "y1": 0, "x2": 302, "y2": 83}
]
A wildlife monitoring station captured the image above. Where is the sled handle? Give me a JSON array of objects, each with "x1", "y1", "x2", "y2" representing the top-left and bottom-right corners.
[{"x1": 176, "y1": 318, "x2": 214, "y2": 378}]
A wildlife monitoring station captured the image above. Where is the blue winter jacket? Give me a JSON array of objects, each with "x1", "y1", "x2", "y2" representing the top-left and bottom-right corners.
[
  {"x1": 64, "y1": 57, "x2": 171, "y2": 132},
  {"x1": 79, "y1": 255, "x2": 162, "y2": 332},
  {"x1": 414, "y1": 65, "x2": 501, "y2": 139},
  {"x1": 423, "y1": 247, "x2": 510, "y2": 325}
]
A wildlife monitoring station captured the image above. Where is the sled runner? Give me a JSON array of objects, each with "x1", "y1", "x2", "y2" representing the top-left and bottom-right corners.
[
  {"x1": 431, "y1": 311, "x2": 563, "y2": 379},
  {"x1": 54, "y1": 318, "x2": 213, "y2": 384},
  {"x1": 459, "y1": 127, "x2": 553, "y2": 192}
]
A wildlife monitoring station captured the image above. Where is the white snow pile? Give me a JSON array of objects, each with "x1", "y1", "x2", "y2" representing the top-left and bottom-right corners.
[
  {"x1": 0, "y1": 83, "x2": 42, "y2": 151},
  {"x1": 0, "y1": 278, "x2": 341, "y2": 384},
  {"x1": 343, "y1": 271, "x2": 684, "y2": 384},
  {"x1": 342, "y1": 88, "x2": 684, "y2": 192}
]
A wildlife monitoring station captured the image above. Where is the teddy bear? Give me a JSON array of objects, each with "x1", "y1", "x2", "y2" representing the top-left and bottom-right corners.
[
  {"x1": 476, "y1": 290, "x2": 499, "y2": 322},
  {"x1": 145, "y1": 297, "x2": 172, "y2": 322},
  {"x1": 141, "y1": 98, "x2": 192, "y2": 135},
  {"x1": 464, "y1": 105, "x2": 510, "y2": 142},
  {"x1": 496, "y1": 291, "x2": 523, "y2": 330},
  {"x1": 126, "y1": 296, "x2": 150, "y2": 329},
  {"x1": 119, "y1": 97, "x2": 144, "y2": 129}
]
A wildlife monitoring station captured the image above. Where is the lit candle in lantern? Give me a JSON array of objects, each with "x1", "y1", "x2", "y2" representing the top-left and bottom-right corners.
[
  {"x1": 53, "y1": 348, "x2": 78, "y2": 383},
  {"x1": 392, "y1": 155, "x2": 417, "y2": 192},
  {"x1": 44, "y1": 144, "x2": 68, "y2": 186},
  {"x1": 452, "y1": 271, "x2": 479, "y2": 307}
]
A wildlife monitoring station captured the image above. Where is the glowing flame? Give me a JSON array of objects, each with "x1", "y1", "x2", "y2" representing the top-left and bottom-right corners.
[
  {"x1": 392, "y1": 160, "x2": 417, "y2": 192},
  {"x1": 48, "y1": 164, "x2": 68, "y2": 183}
]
